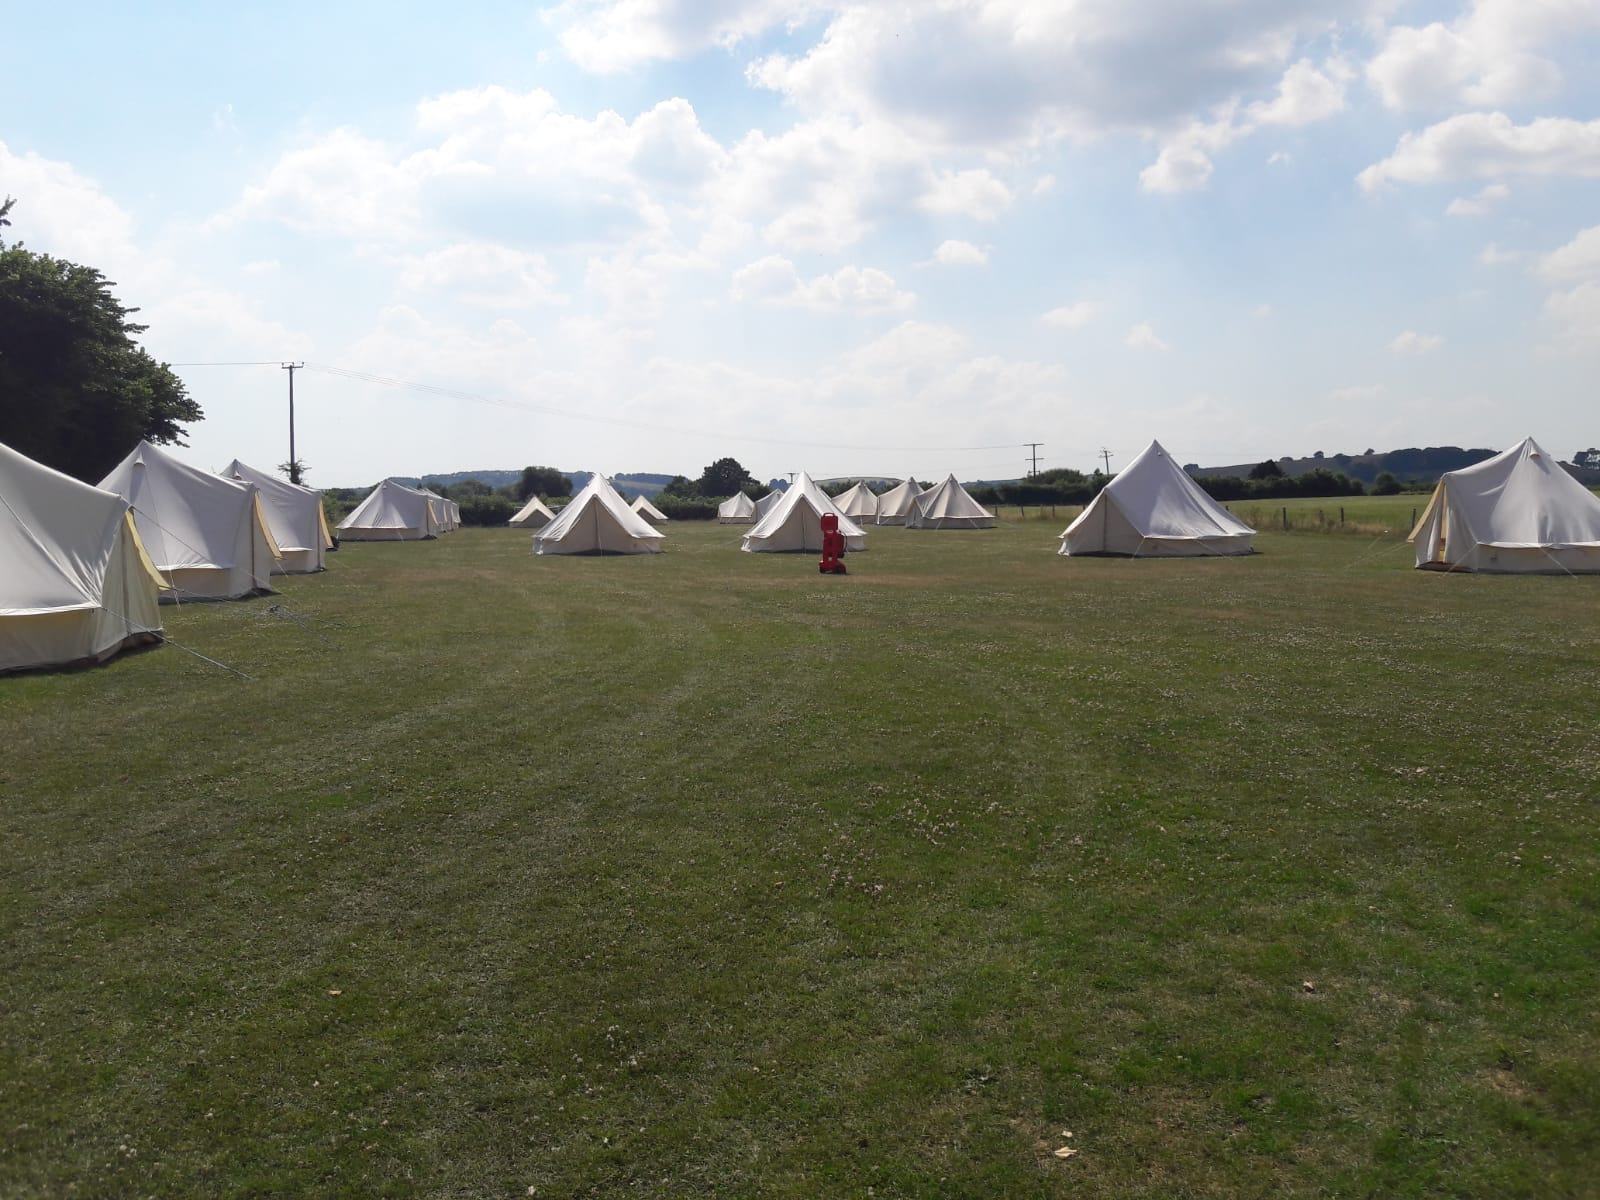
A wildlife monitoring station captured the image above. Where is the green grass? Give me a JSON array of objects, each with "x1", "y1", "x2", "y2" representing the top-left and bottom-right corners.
[{"x1": 3, "y1": 522, "x2": 1598, "y2": 1197}]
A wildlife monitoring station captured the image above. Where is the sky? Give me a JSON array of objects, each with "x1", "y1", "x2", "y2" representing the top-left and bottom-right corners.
[{"x1": 3, "y1": 0, "x2": 1599, "y2": 487}]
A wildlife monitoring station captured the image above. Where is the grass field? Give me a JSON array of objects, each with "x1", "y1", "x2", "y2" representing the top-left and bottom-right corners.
[{"x1": 4, "y1": 522, "x2": 1598, "y2": 1197}]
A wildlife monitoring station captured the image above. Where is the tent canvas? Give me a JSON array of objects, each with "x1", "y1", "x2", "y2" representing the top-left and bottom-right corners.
[
  {"x1": 631, "y1": 494, "x2": 669, "y2": 523},
  {"x1": 421, "y1": 489, "x2": 458, "y2": 532},
  {"x1": 509, "y1": 495, "x2": 557, "y2": 528},
  {"x1": 2, "y1": 440, "x2": 164, "y2": 673},
  {"x1": 742, "y1": 471, "x2": 867, "y2": 552},
  {"x1": 873, "y1": 477, "x2": 922, "y2": 525},
  {"x1": 533, "y1": 472, "x2": 665, "y2": 555},
  {"x1": 717, "y1": 493, "x2": 757, "y2": 523},
  {"x1": 907, "y1": 475, "x2": 996, "y2": 529},
  {"x1": 1059, "y1": 440, "x2": 1254, "y2": 557},
  {"x1": 1408, "y1": 436, "x2": 1600, "y2": 573},
  {"x1": 834, "y1": 481, "x2": 879, "y2": 523},
  {"x1": 223, "y1": 459, "x2": 331, "y2": 573},
  {"x1": 100, "y1": 441, "x2": 280, "y2": 600},
  {"x1": 337, "y1": 480, "x2": 441, "y2": 541},
  {"x1": 753, "y1": 488, "x2": 786, "y2": 518}
]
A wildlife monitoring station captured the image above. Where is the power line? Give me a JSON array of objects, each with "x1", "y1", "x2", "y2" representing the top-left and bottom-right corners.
[{"x1": 167, "y1": 358, "x2": 1038, "y2": 457}]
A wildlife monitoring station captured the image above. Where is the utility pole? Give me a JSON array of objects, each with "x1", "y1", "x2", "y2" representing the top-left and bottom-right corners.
[
  {"x1": 281, "y1": 362, "x2": 305, "y2": 484},
  {"x1": 1024, "y1": 442, "x2": 1043, "y2": 477},
  {"x1": 1099, "y1": 447, "x2": 1114, "y2": 475}
]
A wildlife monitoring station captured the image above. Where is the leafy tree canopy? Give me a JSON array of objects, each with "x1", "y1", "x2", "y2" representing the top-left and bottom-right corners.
[
  {"x1": 515, "y1": 465, "x2": 570, "y2": 500},
  {"x1": 1249, "y1": 459, "x2": 1286, "y2": 480},
  {"x1": 697, "y1": 456, "x2": 757, "y2": 498},
  {"x1": 0, "y1": 226, "x2": 201, "y2": 481}
]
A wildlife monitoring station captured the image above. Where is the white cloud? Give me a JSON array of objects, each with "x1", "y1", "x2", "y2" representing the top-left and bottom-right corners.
[
  {"x1": 1032, "y1": 173, "x2": 1057, "y2": 197},
  {"x1": 917, "y1": 168, "x2": 1013, "y2": 220},
  {"x1": 729, "y1": 254, "x2": 915, "y2": 313},
  {"x1": 241, "y1": 259, "x2": 281, "y2": 275},
  {"x1": 1359, "y1": 113, "x2": 1600, "y2": 191},
  {"x1": 1365, "y1": 0, "x2": 1600, "y2": 112},
  {"x1": 1140, "y1": 142, "x2": 1215, "y2": 193},
  {"x1": 1126, "y1": 322, "x2": 1169, "y2": 352},
  {"x1": 1139, "y1": 56, "x2": 1350, "y2": 194},
  {"x1": 1041, "y1": 302, "x2": 1099, "y2": 329},
  {"x1": 1388, "y1": 330, "x2": 1443, "y2": 354},
  {"x1": 398, "y1": 242, "x2": 565, "y2": 307},
  {"x1": 547, "y1": 0, "x2": 818, "y2": 73},
  {"x1": 1537, "y1": 225, "x2": 1600, "y2": 282},
  {"x1": 1543, "y1": 281, "x2": 1600, "y2": 349},
  {"x1": 1479, "y1": 242, "x2": 1525, "y2": 266},
  {"x1": 1445, "y1": 181, "x2": 1509, "y2": 216},
  {"x1": 1253, "y1": 303, "x2": 1274, "y2": 318},
  {"x1": 930, "y1": 239, "x2": 988, "y2": 266},
  {"x1": 0, "y1": 140, "x2": 141, "y2": 273}
]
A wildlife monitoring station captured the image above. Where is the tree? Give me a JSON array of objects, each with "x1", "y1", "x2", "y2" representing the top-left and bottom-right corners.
[
  {"x1": 515, "y1": 465, "x2": 569, "y2": 500},
  {"x1": 697, "y1": 456, "x2": 757, "y2": 498},
  {"x1": 1372, "y1": 471, "x2": 1402, "y2": 495},
  {"x1": 0, "y1": 226, "x2": 201, "y2": 481},
  {"x1": 278, "y1": 459, "x2": 311, "y2": 483},
  {"x1": 1249, "y1": 459, "x2": 1286, "y2": 480}
]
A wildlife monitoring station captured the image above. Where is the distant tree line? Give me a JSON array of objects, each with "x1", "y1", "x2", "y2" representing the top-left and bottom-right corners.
[{"x1": 655, "y1": 456, "x2": 762, "y2": 519}]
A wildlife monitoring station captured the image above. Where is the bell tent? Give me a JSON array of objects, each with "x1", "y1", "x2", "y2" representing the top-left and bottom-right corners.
[
  {"x1": 742, "y1": 472, "x2": 867, "y2": 553},
  {"x1": 631, "y1": 494, "x2": 669, "y2": 523},
  {"x1": 99, "y1": 441, "x2": 280, "y2": 600},
  {"x1": 753, "y1": 488, "x2": 786, "y2": 518},
  {"x1": 873, "y1": 477, "x2": 923, "y2": 525},
  {"x1": 717, "y1": 493, "x2": 758, "y2": 523},
  {"x1": 337, "y1": 480, "x2": 442, "y2": 541},
  {"x1": 1408, "y1": 436, "x2": 1600, "y2": 573},
  {"x1": 532, "y1": 473, "x2": 665, "y2": 555},
  {"x1": 2, "y1": 440, "x2": 165, "y2": 673},
  {"x1": 223, "y1": 459, "x2": 332, "y2": 573},
  {"x1": 833, "y1": 481, "x2": 880, "y2": 524},
  {"x1": 508, "y1": 495, "x2": 557, "y2": 528},
  {"x1": 1059, "y1": 440, "x2": 1254, "y2": 557},
  {"x1": 907, "y1": 475, "x2": 996, "y2": 529}
]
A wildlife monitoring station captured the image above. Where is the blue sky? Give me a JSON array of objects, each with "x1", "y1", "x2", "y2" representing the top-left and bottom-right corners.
[{"x1": 4, "y1": 1, "x2": 1599, "y2": 486}]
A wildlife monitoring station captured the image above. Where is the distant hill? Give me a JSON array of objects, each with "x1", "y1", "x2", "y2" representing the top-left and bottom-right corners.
[{"x1": 1189, "y1": 447, "x2": 1500, "y2": 484}]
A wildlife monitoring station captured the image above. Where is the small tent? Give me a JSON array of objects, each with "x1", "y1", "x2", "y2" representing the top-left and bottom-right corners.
[
  {"x1": 834, "y1": 481, "x2": 879, "y2": 524},
  {"x1": 873, "y1": 477, "x2": 922, "y2": 525},
  {"x1": 100, "y1": 441, "x2": 279, "y2": 600},
  {"x1": 2, "y1": 440, "x2": 164, "y2": 673},
  {"x1": 337, "y1": 480, "x2": 442, "y2": 541},
  {"x1": 717, "y1": 493, "x2": 758, "y2": 523},
  {"x1": 509, "y1": 495, "x2": 557, "y2": 529},
  {"x1": 631, "y1": 494, "x2": 669, "y2": 523},
  {"x1": 1408, "y1": 436, "x2": 1600, "y2": 573},
  {"x1": 907, "y1": 475, "x2": 996, "y2": 529},
  {"x1": 533, "y1": 472, "x2": 665, "y2": 555},
  {"x1": 1059, "y1": 440, "x2": 1254, "y2": 557},
  {"x1": 742, "y1": 472, "x2": 867, "y2": 552},
  {"x1": 223, "y1": 459, "x2": 332, "y2": 574},
  {"x1": 753, "y1": 488, "x2": 786, "y2": 518}
]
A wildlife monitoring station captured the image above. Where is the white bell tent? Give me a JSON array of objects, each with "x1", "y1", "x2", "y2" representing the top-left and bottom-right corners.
[
  {"x1": 834, "y1": 481, "x2": 880, "y2": 524},
  {"x1": 100, "y1": 441, "x2": 280, "y2": 600},
  {"x1": 509, "y1": 495, "x2": 557, "y2": 528},
  {"x1": 742, "y1": 472, "x2": 867, "y2": 553},
  {"x1": 532, "y1": 473, "x2": 665, "y2": 555},
  {"x1": 1409, "y1": 436, "x2": 1600, "y2": 573},
  {"x1": 631, "y1": 494, "x2": 669, "y2": 523},
  {"x1": 337, "y1": 480, "x2": 442, "y2": 541},
  {"x1": 873, "y1": 477, "x2": 922, "y2": 525},
  {"x1": 2, "y1": 440, "x2": 164, "y2": 673},
  {"x1": 753, "y1": 488, "x2": 786, "y2": 518},
  {"x1": 906, "y1": 475, "x2": 996, "y2": 529},
  {"x1": 1059, "y1": 440, "x2": 1254, "y2": 557},
  {"x1": 717, "y1": 493, "x2": 758, "y2": 523},
  {"x1": 223, "y1": 459, "x2": 332, "y2": 574}
]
